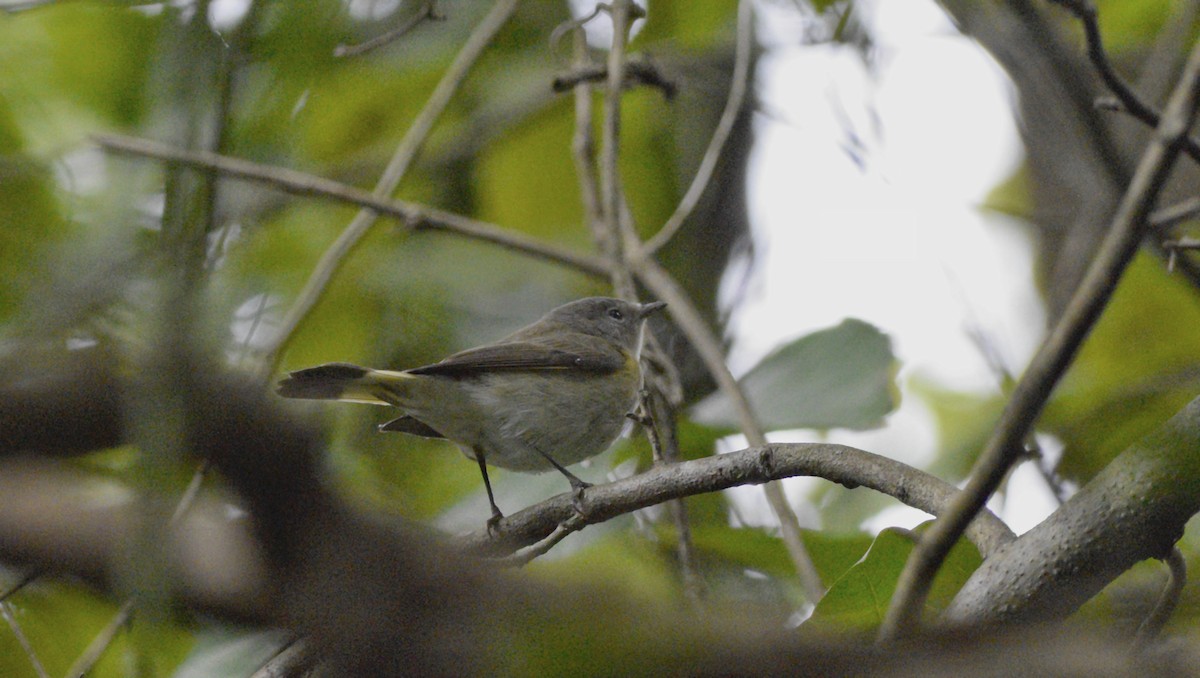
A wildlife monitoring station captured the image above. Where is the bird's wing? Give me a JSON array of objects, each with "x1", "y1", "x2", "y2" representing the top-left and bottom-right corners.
[{"x1": 406, "y1": 341, "x2": 623, "y2": 377}]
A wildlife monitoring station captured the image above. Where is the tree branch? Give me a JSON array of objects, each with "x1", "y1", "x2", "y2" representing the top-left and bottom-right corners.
[
  {"x1": 469, "y1": 442, "x2": 1015, "y2": 558},
  {"x1": 93, "y1": 134, "x2": 610, "y2": 278},
  {"x1": 334, "y1": 1, "x2": 444, "y2": 58},
  {"x1": 944, "y1": 395, "x2": 1200, "y2": 626},
  {"x1": 1048, "y1": 0, "x2": 1200, "y2": 164},
  {"x1": 881, "y1": 35, "x2": 1200, "y2": 642}
]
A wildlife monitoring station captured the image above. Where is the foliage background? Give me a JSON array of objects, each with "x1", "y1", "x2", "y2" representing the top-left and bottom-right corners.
[{"x1": 1, "y1": 0, "x2": 1199, "y2": 674}]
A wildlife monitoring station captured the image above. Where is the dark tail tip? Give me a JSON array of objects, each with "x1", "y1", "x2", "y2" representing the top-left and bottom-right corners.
[{"x1": 277, "y1": 362, "x2": 368, "y2": 399}]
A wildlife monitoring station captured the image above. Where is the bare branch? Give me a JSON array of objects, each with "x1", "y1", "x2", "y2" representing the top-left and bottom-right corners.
[
  {"x1": 629, "y1": 254, "x2": 826, "y2": 602},
  {"x1": 93, "y1": 134, "x2": 610, "y2": 278},
  {"x1": 0, "y1": 601, "x2": 48, "y2": 678},
  {"x1": 1135, "y1": 547, "x2": 1186, "y2": 649},
  {"x1": 1048, "y1": 0, "x2": 1200, "y2": 164},
  {"x1": 598, "y1": 0, "x2": 639, "y2": 300},
  {"x1": 881, "y1": 36, "x2": 1200, "y2": 642},
  {"x1": 469, "y1": 442, "x2": 1015, "y2": 559},
  {"x1": 334, "y1": 1, "x2": 444, "y2": 58},
  {"x1": 63, "y1": 600, "x2": 134, "y2": 678},
  {"x1": 552, "y1": 60, "x2": 677, "y2": 98}
]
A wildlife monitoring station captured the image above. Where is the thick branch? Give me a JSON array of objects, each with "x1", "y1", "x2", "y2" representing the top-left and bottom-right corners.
[{"x1": 945, "y1": 395, "x2": 1200, "y2": 626}]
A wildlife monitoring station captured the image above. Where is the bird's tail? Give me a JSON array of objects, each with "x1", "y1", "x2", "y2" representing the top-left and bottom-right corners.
[{"x1": 276, "y1": 362, "x2": 413, "y2": 406}]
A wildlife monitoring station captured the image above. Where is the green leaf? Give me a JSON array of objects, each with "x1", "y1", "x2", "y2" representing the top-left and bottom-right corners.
[
  {"x1": 690, "y1": 319, "x2": 899, "y2": 431},
  {"x1": 805, "y1": 525, "x2": 981, "y2": 634},
  {"x1": 687, "y1": 525, "x2": 874, "y2": 587},
  {"x1": 1045, "y1": 254, "x2": 1200, "y2": 482},
  {"x1": 911, "y1": 378, "x2": 1006, "y2": 483}
]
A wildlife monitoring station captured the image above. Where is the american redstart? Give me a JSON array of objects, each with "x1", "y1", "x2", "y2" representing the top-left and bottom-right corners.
[{"x1": 276, "y1": 297, "x2": 666, "y2": 528}]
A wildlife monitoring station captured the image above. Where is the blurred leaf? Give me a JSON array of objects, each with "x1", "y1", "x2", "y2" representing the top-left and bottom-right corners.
[
  {"x1": 912, "y1": 378, "x2": 1006, "y2": 483},
  {"x1": 980, "y1": 163, "x2": 1032, "y2": 220},
  {"x1": 525, "y1": 529, "x2": 679, "y2": 600},
  {"x1": 687, "y1": 525, "x2": 874, "y2": 588},
  {"x1": 1094, "y1": 0, "x2": 1176, "y2": 52},
  {"x1": 1045, "y1": 254, "x2": 1200, "y2": 481},
  {"x1": 0, "y1": 4, "x2": 157, "y2": 135},
  {"x1": 473, "y1": 99, "x2": 584, "y2": 243},
  {"x1": 691, "y1": 319, "x2": 899, "y2": 431},
  {"x1": 0, "y1": 101, "x2": 66, "y2": 322},
  {"x1": 804, "y1": 526, "x2": 980, "y2": 634},
  {"x1": 3, "y1": 579, "x2": 193, "y2": 678},
  {"x1": 636, "y1": 1, "x2": 737, "y2": 49}
]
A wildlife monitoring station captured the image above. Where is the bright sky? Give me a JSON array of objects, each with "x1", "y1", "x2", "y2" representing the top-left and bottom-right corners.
[{"x1": 720, "y1": 0, "x2": 1062, "y2": 535}]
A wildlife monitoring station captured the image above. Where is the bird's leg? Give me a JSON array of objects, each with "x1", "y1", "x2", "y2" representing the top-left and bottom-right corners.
[
  {"x1": 474, "y1": 450, "x2": 504, "y2": 533},
  {"x1": 534, "y1": 447, "x2": 591, "y2": 515}
]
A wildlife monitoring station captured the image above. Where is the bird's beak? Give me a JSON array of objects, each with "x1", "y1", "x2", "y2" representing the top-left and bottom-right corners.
[{"x1": 638, "y1": 301, "x2": 667, "y2": 318}]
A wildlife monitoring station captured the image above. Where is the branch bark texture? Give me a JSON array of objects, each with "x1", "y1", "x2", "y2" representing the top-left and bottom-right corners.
[{"x1": 945, "y1": 394, "x2": 1200, "y2": 625}]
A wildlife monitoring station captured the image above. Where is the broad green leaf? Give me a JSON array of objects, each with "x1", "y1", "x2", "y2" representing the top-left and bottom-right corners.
[
  {"x1": 691, "y1": 319, "x2": 899, "y2": 431},
  {"x1": 804, "y1": 525, "x2": 981, "y2": 634}
]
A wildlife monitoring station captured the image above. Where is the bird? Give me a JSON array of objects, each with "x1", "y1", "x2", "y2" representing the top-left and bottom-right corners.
[{"x1": 276, "y1": 296, "x2": 666, "y2": 529}]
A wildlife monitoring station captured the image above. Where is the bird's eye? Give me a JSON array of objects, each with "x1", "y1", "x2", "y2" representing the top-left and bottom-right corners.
[{"x1": 607, "y1": 308, "x2": 624, "y2": 320}]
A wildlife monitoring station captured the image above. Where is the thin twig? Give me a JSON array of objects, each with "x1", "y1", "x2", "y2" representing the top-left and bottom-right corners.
[
  {"x1": 643, "y1": 0, "x2": 753, "y2": 254},
  {"x1": 957, "y1": 299, "x2": 1069, "y2": 505},
  {"x1": 0, "y1": 601, "x2": 49, "y2": 678},
  {"x1": 63, "y1": 599, "x2": 134, "y2": 678},
  {"x1": 93, "y1": 134, "x2": 609, "y2": 278},
  {"x1": 170, "y1": 460, "x2": 210, "y2": 526},
  {"x1": 334, "y1": 1, "x2": 443, "y2": 58},
  {"x1": 570, "y1": 25, "x2": 605, "y2": 254},
  {"x1": 551, "y1": 60, "x2": 677, "y2": 98},
  {"x1": 1049, "y1": 0, "x2": 1200, "y2": 164},
  {"x1": 1164, "y1": 237, "x2": 1200, "y2": 250},
  {"x1": 1150, "y1": 197, "x2": 1200, "y2": 229},
  {"x1": 1134, "y1": 547, "x2": 1186, "y2": 649},
  {"x1": 263, "y1": 0, "x2": 521, "y2": 371},
  {"x1": 880, "y1": 37, "x2": 1200, "y2": 643},
  {"x1": 632, "y1": 257, "x2": 826, "y2": 603},
  {"x1": 632, "y1": 389, "x2": 704, "y2": 600},
  {"x1": 500, "y1": 515, "x2": 586, "y2": 567},
  {"x1": 598, "y1": 0, "x2": 638, "y2": 300},
  {"x1": 567, "y1": 20, "x2": 699, "y2": 590},
  {"x1": 0, "y1": 569, "x2": 39, "y2": 602}
]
